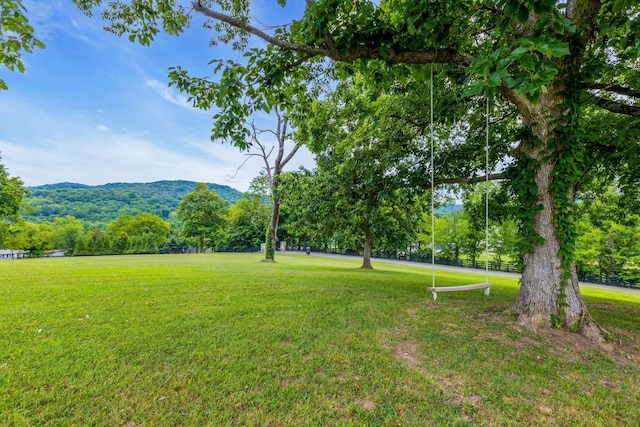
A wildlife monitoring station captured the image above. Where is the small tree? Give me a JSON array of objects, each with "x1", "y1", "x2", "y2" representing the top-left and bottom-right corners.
[
  {"x1": 106, "y1": 213, "x2": 170, "y2": 254},
  {"x1": 433, "y1": 214, "x2": 463, "y2": 260},
  {"x1": 177, "y1": 183, "x2": 229, "y2": 253},
  {"x1": 112, "y1": 231, "x2": 130, "y2": 255},
  {"x1": 5, "y1": 221, "x2": 55, "y2": 256},
  {"x1": 0, "y1": 155, "x2": 28, "y2": 223},
  {"x1": 52, "y1": 216, "x2": 85, "y2": 254},
  {"x1": 239, "y1": 112, "x2": 304, "y2": 262},
  {"x1": 489, "y1": 219, "x2": 519, "y2": 268},
  {"x1": 225, "y1": 190, "x2": 271, "y2": 249}
]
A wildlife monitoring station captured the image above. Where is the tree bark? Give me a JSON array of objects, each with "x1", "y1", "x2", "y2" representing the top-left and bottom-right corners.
[
  {"x1": 361, "y1": 227, "x2": 373, "y2": 269},
  {"x1": 505, "y1": 87, "x2": 605, "y2": 342},
  {"x1": 509, "y1": 160, "x2": 562, "y2": 325},
  {"x1": 264, "y1": 223, "x2": 275, "y2": 262},
  {"x1": 264, "y1": 199, "x2": 280, "y2": 262},
  {"x1": 251, "y1": 112, "x2": 299, "y2": 263}
]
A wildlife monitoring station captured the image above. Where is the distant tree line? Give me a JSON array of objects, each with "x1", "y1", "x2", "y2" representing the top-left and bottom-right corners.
[
  {"x1": 1, "y1": 177, "x2": 270, "y2": 257},
  {"x1": 2, "y1": 160, "x2": 639, "y2": 283}
]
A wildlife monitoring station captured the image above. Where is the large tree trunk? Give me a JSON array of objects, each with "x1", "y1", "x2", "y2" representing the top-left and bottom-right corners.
[
  {"x1": 508, "y1": 159, "x2": 603, "y2": 341},
  {"x1": 361, "y1": 227, "x2": 373, "y2": 269},
  {"x1": 504, "y1": 85, "x2": 605, "y2": 342}
]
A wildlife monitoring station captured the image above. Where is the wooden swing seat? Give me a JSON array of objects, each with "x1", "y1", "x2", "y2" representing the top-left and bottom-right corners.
[{"x1": 428, "y1": 282, "x2": 493, "y2": 300}]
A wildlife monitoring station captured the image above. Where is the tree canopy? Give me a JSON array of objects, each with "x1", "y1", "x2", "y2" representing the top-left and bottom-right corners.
[
  {"x1": 296, "y1": 73, "x2": 427, "y2": 268},
  {"x1": 177, "y1": 182, "x2": 229, "y2": 252},
  {"x1": 0, "y1": 0, "x2": 45, "y2": 90}
]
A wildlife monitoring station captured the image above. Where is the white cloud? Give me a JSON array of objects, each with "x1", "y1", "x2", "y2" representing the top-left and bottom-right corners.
[
  {"x1": 1, "y1": 134, "x2": 259, "y2": 191},
  {"x1": 0, "y1": 87, "x2": 316, "y2": 193},
  {"x1": 145, "y1": 79, "x2": 193, "y2": 110}
]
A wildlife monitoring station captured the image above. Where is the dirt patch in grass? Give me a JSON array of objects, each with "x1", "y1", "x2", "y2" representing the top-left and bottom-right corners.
[
  {"x1": 534, "y1": 325, "x2": 640, "y2": 367},
  {"x1": 513, "y1": 336, "x2": 542, "y2": 349},
  {"x1": 601, "y1": 327, "x2": 640, "y2": 366},
  {"x1": 392, "y1": 340, "x2": 420, "y2": 367},
  {"x1": 394, "y1": 302, "x2": 640, "y2": 370},
  {"x1": 356, "y1": 398, "x2": 376, "y2": 411},
  {"x1": 481, "y1": 310, "x2": 640, "y2": 368},
  {"x1": 448, "y1": 393, "x2": 483, "y2": 407},
  {"x1": 477, "y1": 305, "x2": 640, "y2": 367}
]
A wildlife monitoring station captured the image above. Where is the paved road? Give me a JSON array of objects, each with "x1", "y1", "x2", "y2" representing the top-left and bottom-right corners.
[{"x1": 289, "y1": 251, "x2": 640, "y2": 295}]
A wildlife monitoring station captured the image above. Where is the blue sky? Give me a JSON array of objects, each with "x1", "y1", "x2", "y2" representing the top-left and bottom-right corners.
[{"x1": 0, "y1": 0, "x2": 314, "y2": 192}]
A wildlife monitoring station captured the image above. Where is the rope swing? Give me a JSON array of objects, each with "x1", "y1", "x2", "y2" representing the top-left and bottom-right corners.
[{"x1": 427, "y1": 67, "x2": 493, "y2": 300}]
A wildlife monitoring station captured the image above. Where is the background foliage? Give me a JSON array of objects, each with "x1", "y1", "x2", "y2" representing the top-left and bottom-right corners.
[{"x1": 22, "y1": 181, "x2": 241, "y2": 227}]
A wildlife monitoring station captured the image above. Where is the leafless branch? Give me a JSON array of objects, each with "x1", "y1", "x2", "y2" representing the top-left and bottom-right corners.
[
  {"x1": 280, "y1": 144, "x2": 302, "y2": 169},
  {"x1": 254, "y1": 128, "x2": 279, "y2": 138},
  {"x1": 228, "y1": 153, "x2": 257, "y2": 180}
]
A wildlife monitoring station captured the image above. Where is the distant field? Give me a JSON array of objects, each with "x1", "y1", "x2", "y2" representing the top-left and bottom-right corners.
[{"x1": 2, "y1": 254, "x2": 639, "y2": 425}]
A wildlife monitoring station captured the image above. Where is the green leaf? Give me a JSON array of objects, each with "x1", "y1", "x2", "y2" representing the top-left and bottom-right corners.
[
  {"x1": 526, "y1": 89, "x2": 540, "y2": 104},
  {"x1": 462, "y1": 80, "x2": 484, "y2": 97},
  {"x1": 488, "y1": 71, "x2": 502, "y2": 87},
  {"x1": 549, "y1": 44, "x2": 570, "y2": 57},
  {"x1": 508, "y1": 46, "x2": 529, "y2": 60},
  {"x1": 503, "y1": 0, "x2": 519, "y2": 17},
  {"x1": 517, "y1": 5, "x2": 529, "y2": 23},
  {"x1": 503, "y1": 76, "x2": 516, "y2": 88}
]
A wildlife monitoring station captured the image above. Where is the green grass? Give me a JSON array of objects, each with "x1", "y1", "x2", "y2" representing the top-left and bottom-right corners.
[{"x1": 1, "y1": 254, "x2": 639, "y2": 426}]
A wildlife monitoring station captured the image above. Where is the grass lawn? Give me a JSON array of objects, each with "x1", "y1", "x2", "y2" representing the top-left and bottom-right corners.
[{"x1": 1, "y1": 253, "x2": 639, "y2": 426}]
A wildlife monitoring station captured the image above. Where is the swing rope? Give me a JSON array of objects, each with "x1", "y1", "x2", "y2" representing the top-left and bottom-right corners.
[
  {"x1": 485, "y1": 96, "x2": 490, "y2": 286},
  {"x1": 430, "y1": 64, "x2": 436, "y2": 293},
  {"x1": 428, "y1": 80, "x2": 493, "y2": 300}
]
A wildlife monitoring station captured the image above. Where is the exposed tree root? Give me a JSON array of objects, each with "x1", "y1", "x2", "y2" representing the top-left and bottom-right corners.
[{"x1": 507, "y1": 307, "x2": 609, "y2": 346}]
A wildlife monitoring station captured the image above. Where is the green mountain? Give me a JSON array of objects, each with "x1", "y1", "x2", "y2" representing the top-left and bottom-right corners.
[
  {"x1": 434, "y1": 204, "x2": 463, "y2": 217},
  {"x1": 23, "y1": 180, "x2": 243, "y2": 225}
]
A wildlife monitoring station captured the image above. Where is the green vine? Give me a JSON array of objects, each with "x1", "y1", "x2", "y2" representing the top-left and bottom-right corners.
[
  {"x1": 547, "y1": 53, "x2": 585, "y2": 323},
  {"x1": 507, "y1": 144, "x2": 544, "y2": 264},
  {"x1": 510, "y1": 118, "x2": 583, "y2": 326},
  {"x1": 548, "y1": 126, "x2": 583, "y2": 317}
]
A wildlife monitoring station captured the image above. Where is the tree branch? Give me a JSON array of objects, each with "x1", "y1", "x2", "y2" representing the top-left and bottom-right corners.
[
  {"x1": 435, "y1": 172, "x2": 505, "y2": 186},
  {"x1": 192, "y1": 1, "x2": 472, "y2": 66},
  {"x1": 593, "y1": 96, "x2": 640, "y2": 117},
  {"x1": 254, "y1": 128, "x2": 279, "y2": 138},
  {"x1": 582, "y1": 82, "x2": 640, "y2": 99},
  {"x1": 250, "y1": 121, "x2": 275, "y2": 182},
  {"x1": 193, "y1": 1, "x2": 334, "y2": 57},
  {"x1": 228, "y1": 153, "x2": 257, "y2": 180},
  {"x1": 280, "y1": 144, "x2": 302, "y2": 169}
]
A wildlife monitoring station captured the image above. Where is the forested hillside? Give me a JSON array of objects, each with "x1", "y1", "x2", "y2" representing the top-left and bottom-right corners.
[{"x1": 23, "y1": 181, "x2": 242, "y2": 226}]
